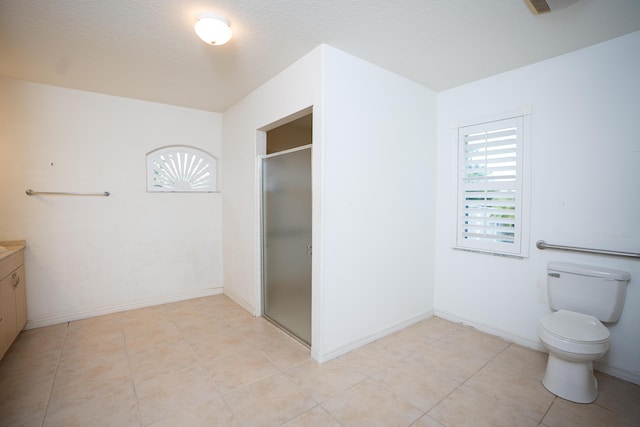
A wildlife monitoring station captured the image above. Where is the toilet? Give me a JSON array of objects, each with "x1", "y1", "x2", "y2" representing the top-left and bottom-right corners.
[{"x1": 538, "y1": 262, "x2": 630, "y2": 403}]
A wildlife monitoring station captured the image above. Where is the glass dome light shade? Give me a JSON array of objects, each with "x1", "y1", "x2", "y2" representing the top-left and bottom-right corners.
[{"x1": 194, "y1": 13, "x2": 232, "y2": 45}]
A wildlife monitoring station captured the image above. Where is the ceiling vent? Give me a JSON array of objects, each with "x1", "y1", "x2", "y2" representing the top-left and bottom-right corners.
[
  {"x1": 525, "y1": 0, "x2": 551, "y2": 14},
  {"x1": 524, "y1": 0, "x2": 580, "y2": 15}
]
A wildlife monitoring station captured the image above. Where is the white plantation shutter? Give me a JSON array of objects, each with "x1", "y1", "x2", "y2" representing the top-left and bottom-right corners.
[{"x1": 457, "y1": 116, "x2": 524, "y2": 255}]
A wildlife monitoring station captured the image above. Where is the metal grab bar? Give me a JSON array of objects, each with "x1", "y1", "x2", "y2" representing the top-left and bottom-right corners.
[
  {"x1": 536, "y1": 240, "x2": 640, "y2": 259},
  {"x1": 26, "y1": 189, "x2": 110, "y2": 197}
]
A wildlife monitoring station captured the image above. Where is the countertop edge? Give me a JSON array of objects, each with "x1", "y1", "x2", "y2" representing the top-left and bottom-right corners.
[{"x1": 0, "y1": 240, "x2": 26, "y2": 262}]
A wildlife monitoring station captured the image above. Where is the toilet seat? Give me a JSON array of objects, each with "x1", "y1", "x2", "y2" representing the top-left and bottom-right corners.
[
  {"x1": 538, "y1": 310, "x2": 609, "y2": 358},
  {"x1": 540, "y1": 310, "x2": 610, "y2": 344}
]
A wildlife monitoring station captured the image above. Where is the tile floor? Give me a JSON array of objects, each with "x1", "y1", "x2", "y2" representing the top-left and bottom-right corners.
[{"x1": 0, "y1": 295, "x2": 638, "y2": 426}]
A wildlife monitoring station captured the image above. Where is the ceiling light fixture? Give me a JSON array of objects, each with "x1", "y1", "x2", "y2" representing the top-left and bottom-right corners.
[{"x1": 194, "y1": 12, "x2": 232, "y2": 45}]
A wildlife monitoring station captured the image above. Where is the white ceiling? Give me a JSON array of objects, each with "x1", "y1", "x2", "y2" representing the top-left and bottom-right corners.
[{"x1": 1, "y1": 0, "x2": 639, "y2": 112}]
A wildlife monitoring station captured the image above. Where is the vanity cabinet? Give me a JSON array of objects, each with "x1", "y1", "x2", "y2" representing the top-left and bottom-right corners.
[{"x1": 0, "y1": 246, "x2": 26, "y2": 359}]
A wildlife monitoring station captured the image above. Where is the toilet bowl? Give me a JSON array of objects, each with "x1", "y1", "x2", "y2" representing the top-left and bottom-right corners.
[
  {"x1": 538, "y1": 310, "x2": 609, "y2": 403},
  {"x1": 539, "y1": 262, "x2": 630, "y2": 404}
]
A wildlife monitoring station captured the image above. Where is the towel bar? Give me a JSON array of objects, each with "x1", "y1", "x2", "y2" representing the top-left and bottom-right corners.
[
  {"x1": 536, "y1": 240, "x2": 640, "y2": 259},
  {"x1": 26, "y1": 189, "x2": 110, "y2": 197}
]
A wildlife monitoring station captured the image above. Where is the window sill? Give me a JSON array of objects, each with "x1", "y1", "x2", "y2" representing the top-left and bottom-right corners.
[{"x1": 453, "y1": 247, "x2": 527, "y2": 259}]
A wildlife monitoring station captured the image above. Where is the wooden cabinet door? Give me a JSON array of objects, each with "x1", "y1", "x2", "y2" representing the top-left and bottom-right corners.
[
  {"x1": 13, "y1": 266, "x2": 27, "y2": 332},
  {"x1": 0, "y1": 273, "x2": 18, "y2": 358}
]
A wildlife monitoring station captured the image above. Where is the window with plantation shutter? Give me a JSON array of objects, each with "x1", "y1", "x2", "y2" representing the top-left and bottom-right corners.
[{"x1": 456, "y1": 116, "x2": 527, "y2": 256}]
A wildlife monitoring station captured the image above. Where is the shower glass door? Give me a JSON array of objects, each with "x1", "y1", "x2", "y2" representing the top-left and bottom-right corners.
[{"x1": 262, "y1": 146, "x2": 312, "y2": 345}]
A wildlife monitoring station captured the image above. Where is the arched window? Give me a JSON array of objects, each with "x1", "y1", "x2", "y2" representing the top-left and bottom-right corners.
[{"x1": 146, "y1": 146, "x2": 218, "y2": 192}]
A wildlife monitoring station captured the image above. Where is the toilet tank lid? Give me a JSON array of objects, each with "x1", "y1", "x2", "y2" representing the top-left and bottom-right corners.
[{"x1": 548, "y1": 262, "x2": 630, "y2": 281}]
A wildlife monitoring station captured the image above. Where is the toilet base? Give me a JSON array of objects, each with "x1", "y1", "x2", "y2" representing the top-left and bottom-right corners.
[{"x1": 542, "y1": 352, "x2": 598, "y2": 403}]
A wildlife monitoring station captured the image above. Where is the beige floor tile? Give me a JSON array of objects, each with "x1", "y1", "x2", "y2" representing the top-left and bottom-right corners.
[
  {"x1": 436, "y1": 326, "x2": 509, "y2": 361},
  {"x1": 147, "y1": 396, "x2": 239, "y2": 427},
  {"x1": 189, "y1": 329, "x2": 255, "y2": 363},
  {"x1": 336, "y1": 338, "x2": 410, "y2": 378},
  {"x1": 124, "y1": 323, "x2": 183, "y2": 354},
  {"x1": 259, "y1": 336, "x2": 310, "y2": 370},
  {"x1": 412, "y1": 414, "x2": 445, "y2": 427},
  {"x1": 44, "y1": 405, "x2": 139, "y2": 427},
  {"x1": 171, "y1": 312, "x2": 230, "y2": 342},
  {"x1": 64, "y1": 326, "x2": 125, "y2": 349},
  {"x1": 122, "y1": 317, "x2": 169, "y2": 336},
  {"x1": 407, "y1": 342, "x2": 488, "y2": 383},
  {"x1": 44, "y1": 380, "x2": 138, "y2": 427},
  {"x1": 224, "y1": 372, "x2": 316, "y2": 426},
  {"x1": 0, "y1": 373, "x2": 53, "y2": 426},
  {"x1": 217, "y1": 304, "x2": 254, "y2": 321},
  {"x1": 542, "y1": 396, "x2": 632, "y2": 427},
  {"x1": 218, "y1": 306, "x2": 255, "y2": 321},
  {"x1": 372, "y1": 358, "x2": 459, "y2": 412},
  {"x1": 285, "y1": 358, "x2": 369, "y2": 403},
  {"x1": 135, "y1": 365, "x2": 219, "y2": 425},
  {"x1": 282, "y1": 405, "x2": 342, "y2": 427},
  {"x1": 364, "y1": 335, "x2": 418, "y2": 363},
  {"x1": 53, "y1": 355, "x2": 132, "y2": 393},
  {"x1": 5, "y1": 413, "x2": 45, "y2": 427},
  {"x1": 54, "y1": 343, "x2": 130, "y2": 395},
  {"x1": 594, "y1": 371, "x2": 640, "y2": 422},
  {"x1": 168, "y1": 307, "x2": 211, "y2": 323},
  {"x1": 121, "y1": 304, "x2": 168, "y2": 321},
  {"x1": 44, "y1": 402, "x2": 139, "y2": 427},
  {"x1": 413, "y1": 316, "x2": 465, "y2": 340},
  {"x1": 54, "y1": 410, "x2": 140, "y2": 427},
  {"x1": 120, "y1": 308, "x2": 172, "y2": 335},
  {"x1": 428, "y1": 385, "x2": 539, "y2": 427},
  {"x1": 0, "y1": 326, "x2": 65, "y2": 379},
  {"x1": 464, "y1": 360, "x2": 555, "y2": 421},
  {"x1": 163, "y1": 298, "x2": 206, "y2": 317},
  {"x1": 184, "y1": 300, "x2": 228, "y2": 317},
  {"x1": 322, "y1": 379, "x2": 423, "y2": 427},
  {"x1": 486, "y1": 343, "x2": 548, "y2": 380},
  {"x1": 66, "y1": 312, "x2": 126, "y2": 335},
  {"x1": 61, "y1": 328, "x2": 126, "y2": 351},
  {"x1": 196, "y1": 301, "x2": 229, "y2": 317},
  {"x1": 0, "y1": 347, "x2": 60, "y2": 380},
  {"x1": 204, "y1": 349, "x2": 279, "y2": 394},
  {"x1": 128, "y1": 338, "x2": 199, "y2": 385},
  {"x1": 199, "y1": 294, "x2": 234, "y2": 306},
  {"x1": 58, "y1": 334, "x2": 128, "y2": 373},
  {"x1": 234, "y1": 318, "x2": 291, "y2": 348},
  {"x1": 388, "y1": 323, "x2": 437, "y2": 345},
  {"x1": 3, "y1": 296, "x2": 639, "y2": 427},
  {"x1": 373, "y1": 322, "x2": 439, "y2": 358},
  {"x1": 219, "y1": 314, "x2": 255, "y2": 331},
  {"x1": 47, "y1": 361, "x2": 133, "y2": 414},
  {"x1": 7, "y1": 323, "x2": 67, "y2": 355}
]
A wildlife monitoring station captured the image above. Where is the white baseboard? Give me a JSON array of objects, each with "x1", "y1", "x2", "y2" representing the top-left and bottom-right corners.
[
  {"x1": 434, "y1": 309, "x2": 546, "y2": 351},
  {"x1": 223, "y1": 288, "x2": 257, "y2": 316},
  {"x1": 434, "y1": 309, "x2": 640, "y2": 386},
  {"x1": 25, "y1": 287, "x2": 224, "y2": 330},
  {"x1": 594, "y1": 362, "x2": 640, "y2": 386},
  {"x1": 311, "y1": 310, "x2": 434, "y2": 364}
]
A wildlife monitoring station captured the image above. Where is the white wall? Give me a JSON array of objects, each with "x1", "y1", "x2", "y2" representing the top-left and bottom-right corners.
[
  {"x1": 222, "y1": 44, "x2": 437, "y2": 362},
  {"x1": 319, "y1": 47, "x2": 437, "y2": 360},
  {"x1": 435, "y1": 32, "x2": 640, "y2": 384},
  {"x1": 0, "y1": 78, "x2": 223, "y2": 327},
  {"x1": 221, "y1": 46, "x2": 323, "y2": 315}
]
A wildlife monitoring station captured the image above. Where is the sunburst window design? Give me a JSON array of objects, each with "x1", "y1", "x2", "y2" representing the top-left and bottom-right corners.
[{"x1": 147, "y1": 146, "x2": 218, "y2": 192}]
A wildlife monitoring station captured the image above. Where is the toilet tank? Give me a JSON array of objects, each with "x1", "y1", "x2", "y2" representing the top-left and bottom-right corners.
[{"x1": 547, "y1": 262, "x2": 631, "y2": 322}]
